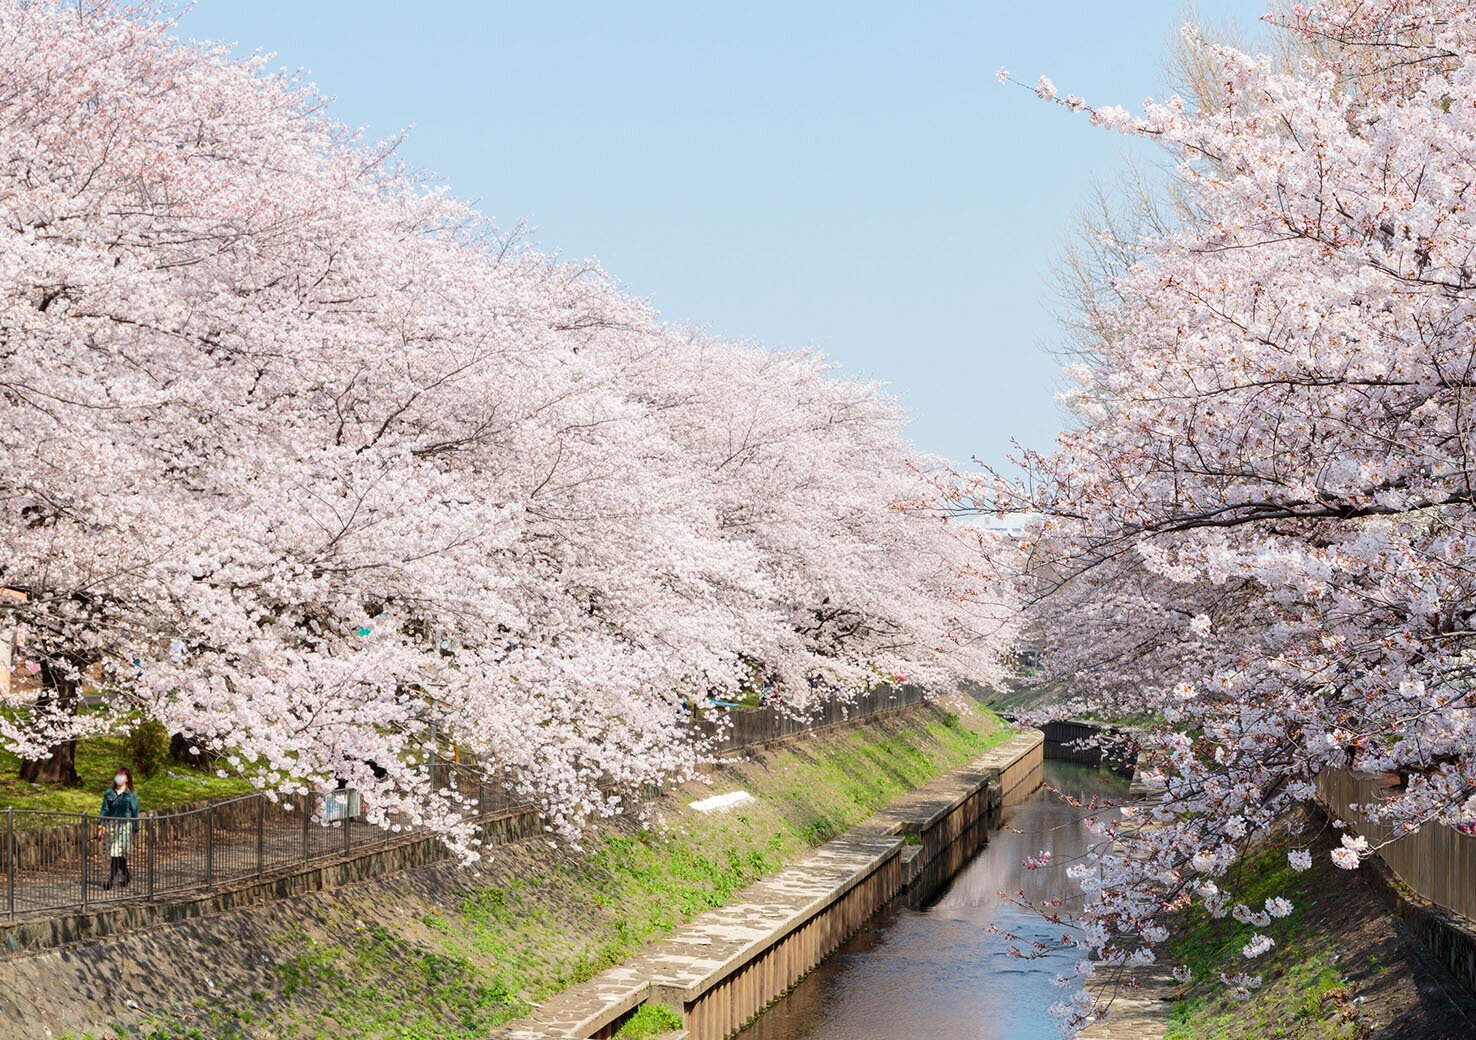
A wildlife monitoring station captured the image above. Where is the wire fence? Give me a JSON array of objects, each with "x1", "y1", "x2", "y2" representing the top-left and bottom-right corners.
[{"x1": 0, "y1": 684, "x2": 935, "y2": 921}]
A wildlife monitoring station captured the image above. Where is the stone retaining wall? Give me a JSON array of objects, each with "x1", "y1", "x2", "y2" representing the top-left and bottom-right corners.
[{"x1": 1379, "y1": 879, "x2": 1476, "y2": 999}]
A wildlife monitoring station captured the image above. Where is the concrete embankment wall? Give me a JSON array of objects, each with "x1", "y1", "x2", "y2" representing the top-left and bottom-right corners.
[
  {"x1": 668, "y1": 835, "x2": 905, "y2": 1040},
  {"x1": 497, "y1": 729, "x2": 1045, "y2": 1040},
  {"x1": 1316, "y1": 769, "x2": 1476, "y2": 996},
  {"x1": 997, "y1": 731, "x2": 1045, "y2": 803}
]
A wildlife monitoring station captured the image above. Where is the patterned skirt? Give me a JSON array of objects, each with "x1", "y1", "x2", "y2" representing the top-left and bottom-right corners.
[{"x1": 103, "y1": 818, "x2": 133, "y2": 857}]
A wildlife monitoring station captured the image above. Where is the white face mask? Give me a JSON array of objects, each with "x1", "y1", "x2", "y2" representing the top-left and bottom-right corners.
[{"x1": 114, "y1": 775, "x2": 127, "y2": 788}]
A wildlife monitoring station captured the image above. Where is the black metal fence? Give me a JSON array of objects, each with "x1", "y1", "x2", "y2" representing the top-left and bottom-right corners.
[
  {"x1": 0, "y1": 770, "x2": 533, "y2": 921},
  {"x1": 689, "y1": 683, "x2": 931, "y2": 753},
  {"x1": 0, "y1": 684, "x2": 938, "y2": 921}
]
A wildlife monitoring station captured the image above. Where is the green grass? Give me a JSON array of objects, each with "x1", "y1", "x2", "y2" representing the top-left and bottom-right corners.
[
  {"x1": 416, "y1": 703, "x2": 1011, "y2": 1008},
  {"x1": 1165, "y1": 840, "x2": 1360, "y2": 1040},
  {"x1": 266, "y1": 928, "x2": 527, "y2": 1039},
  {"x1": 0, "y1": 728, "x2": 255, "y2": 814},
  {"x1": 128, "y1": 700, "x2": 1010, "y2": 1039},
  {"x1": 614, "y1": 1002, "x2": 684, "y2": 1038}
]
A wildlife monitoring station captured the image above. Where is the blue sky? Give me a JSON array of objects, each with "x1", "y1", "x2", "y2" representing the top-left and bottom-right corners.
[{"x1": 179, "y1": 1, "x2": 1267, "y2": 472}]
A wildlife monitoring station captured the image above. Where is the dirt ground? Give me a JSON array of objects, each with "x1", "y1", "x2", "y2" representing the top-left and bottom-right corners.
[{"x1": 1314, "y1": 857, "x2": 1476, "y2": 1040}]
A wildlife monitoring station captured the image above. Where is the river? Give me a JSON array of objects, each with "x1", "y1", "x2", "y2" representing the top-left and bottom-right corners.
[{"x1": 738, "y1": 761, "x2": 1128, "y2": 1040}]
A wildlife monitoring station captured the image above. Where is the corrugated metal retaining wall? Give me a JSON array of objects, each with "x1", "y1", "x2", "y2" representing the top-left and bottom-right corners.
[
  {"x1": 1316, "y1": 769, "x2": 1476, "y2": 923},
  {"x1": 670, "y1": 734, "x2": 1043, "y2": 1040},
  {"x1": 1038, "y1": 719, "x2": 1140, "y2": 776},
  {"x1": 681, "y1": 853, "x2": 905, "y2": 1040},
  {"x1": 998, "y1": 741, "x2": 1043, "y2": 806},
  {"x1": 1316, "y1": 768, "x2": 1476, "y2": 996}
]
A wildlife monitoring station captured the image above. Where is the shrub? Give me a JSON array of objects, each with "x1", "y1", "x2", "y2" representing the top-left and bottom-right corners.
[{"x1": 124, "y1": 719, "x2": 171, "y2": 779}]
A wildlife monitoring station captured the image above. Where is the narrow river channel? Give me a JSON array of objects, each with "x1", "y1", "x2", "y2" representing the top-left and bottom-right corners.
[{"x1": 739, "y1": 761, "x2": 1129, "y2": 1040}]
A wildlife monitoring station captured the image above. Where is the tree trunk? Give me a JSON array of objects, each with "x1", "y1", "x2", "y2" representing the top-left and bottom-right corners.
[
  {"x1": 169, "y1": 732, "x2": 213, "y2": 768},
  {"x1": 18, "y1": 659, "x2": 82, "y2": 786}
]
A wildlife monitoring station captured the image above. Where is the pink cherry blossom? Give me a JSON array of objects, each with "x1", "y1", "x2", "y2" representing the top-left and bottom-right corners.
[
  {"x1": 0, "y1": 0, "x2": 1012, "y2": 854},
  {"x1": 950, "y1": 0, "x2": 1476, "y2": 1010},
  {"x1": 1241, "y1": 934, "x2": 1275, "y2": 959}
]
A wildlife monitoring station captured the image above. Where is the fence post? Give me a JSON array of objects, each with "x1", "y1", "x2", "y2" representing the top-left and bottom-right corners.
[
  {"x1": 257, "y1": 796, "x2": 265, "y2": 877},
  {"x1": 81, "y1": 812, "x2": 88, "y2": 908},
  {"x1": 6, "y1": 807, "x2": 13, "y2": 920},
  {"x1": 343, "y1": 796, "x2": 351, "y2": 859},
  {"x1": 147, "y1": 815, "x2": 155, "y2": 901},
  {"x1": 302, "y1": 792, "x2": 311, "y2": 865},
  {"x1": 205, "y1": 805, "x2": 214, "y2": 890}
]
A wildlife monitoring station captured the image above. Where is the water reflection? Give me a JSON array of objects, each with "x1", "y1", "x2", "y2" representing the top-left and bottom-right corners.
[{"x1": 739, "y1": 762, "x2": 1128, "y2": 1040}]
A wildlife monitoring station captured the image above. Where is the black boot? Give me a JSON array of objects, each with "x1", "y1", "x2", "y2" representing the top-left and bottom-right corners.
[
  {"x1": 119, "y1": 857, "x2": 131, "y2": 888},
  {"x1": 103, "y1": 855, "x2": 118, "y2": 891}
]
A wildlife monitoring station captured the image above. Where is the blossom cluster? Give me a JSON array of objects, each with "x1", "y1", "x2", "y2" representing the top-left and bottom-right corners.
[
  {"x1": 962, "y1": 0, "x2": 1476, "y2": 1019},
  {"x1": 0, "y1": 1, "x2": 1012, "y2": 853}
]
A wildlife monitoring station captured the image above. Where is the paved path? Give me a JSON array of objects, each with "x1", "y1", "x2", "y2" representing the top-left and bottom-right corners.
[
  {"x1": 1078, "y1": 958, "x2": 1176, "y2": 1040},
  {"x1": 1080, "y1": 763, "x2": 1173, "y2": 1039},
  {"x1": 492, "y1": 832, "x2": 900, "y2": 1039},
  {"x1": 5, "y1": 810, "x2": 402, "y2": 919}
]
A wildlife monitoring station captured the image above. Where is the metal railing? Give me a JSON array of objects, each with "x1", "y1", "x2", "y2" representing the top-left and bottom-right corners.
[
  {"x1": 688, "y1": 683, "x2": 931, "y2": 754},
  {"x1": 0, "y1": 769, "x2": 534, "y2": 920},
  {"x1": 0, "y1": 684, "x2": 938, "y2": 921}
]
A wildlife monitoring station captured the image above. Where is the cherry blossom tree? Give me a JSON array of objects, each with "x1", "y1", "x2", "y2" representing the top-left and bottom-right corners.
[
  {"x1": 962, "y1": 0, "x2": 1476, "y2": 1026},
  {"x1": 620, "y1": 335, "x2": 1006, "y2": 697},
  {"x1": 0, "y1": 0, "x2": 1007, "y2": 850}
]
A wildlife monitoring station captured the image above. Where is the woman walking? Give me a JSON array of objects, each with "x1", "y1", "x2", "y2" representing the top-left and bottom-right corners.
[{"x1": 99, "y1": 766, "x2": 138, "y2": 890}]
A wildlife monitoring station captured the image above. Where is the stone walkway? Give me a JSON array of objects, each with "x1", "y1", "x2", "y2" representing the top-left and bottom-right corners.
[
  {"x1": 1080, "y1": 761, "x2": 1173, "y2": 1039},
  {"x1": 1078, "y1": 959, "x2": 1177, "y2": 1040},
  {"x1": 493, "y1": 832, "x2": 901, "y2": 1039}
]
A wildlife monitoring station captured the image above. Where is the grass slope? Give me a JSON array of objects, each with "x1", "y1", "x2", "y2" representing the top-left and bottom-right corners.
[
  {"x1": 77, "y1": 699, "x2": 1008, "y2": 1040},
  {"x1": 0, "y1": 730, "x2": 254, "y2": 815},
  {"x1": 1165, "y1": 815, "x2": 1476, "y2": 1040}
]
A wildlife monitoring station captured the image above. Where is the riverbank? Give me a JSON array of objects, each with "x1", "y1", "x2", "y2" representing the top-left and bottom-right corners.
[
  {"x1": 1164, "y1": 813, "x2": 1476, "y2": 1040},
  {"x1": 0, "y1": 697, "x2": 1011, "y2": 1040},
  {"x1": 740, "y1": 759, "x2": 1126, "y2": 1040},
  {"x1": 496, "y1": 729, "x2": 1042, "y2": 1040}
]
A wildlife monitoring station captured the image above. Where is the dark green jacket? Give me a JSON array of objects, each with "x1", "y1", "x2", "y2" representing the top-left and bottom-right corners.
[{"x1": 101, "y1": 787, "x2": 139, "y2": 830}]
